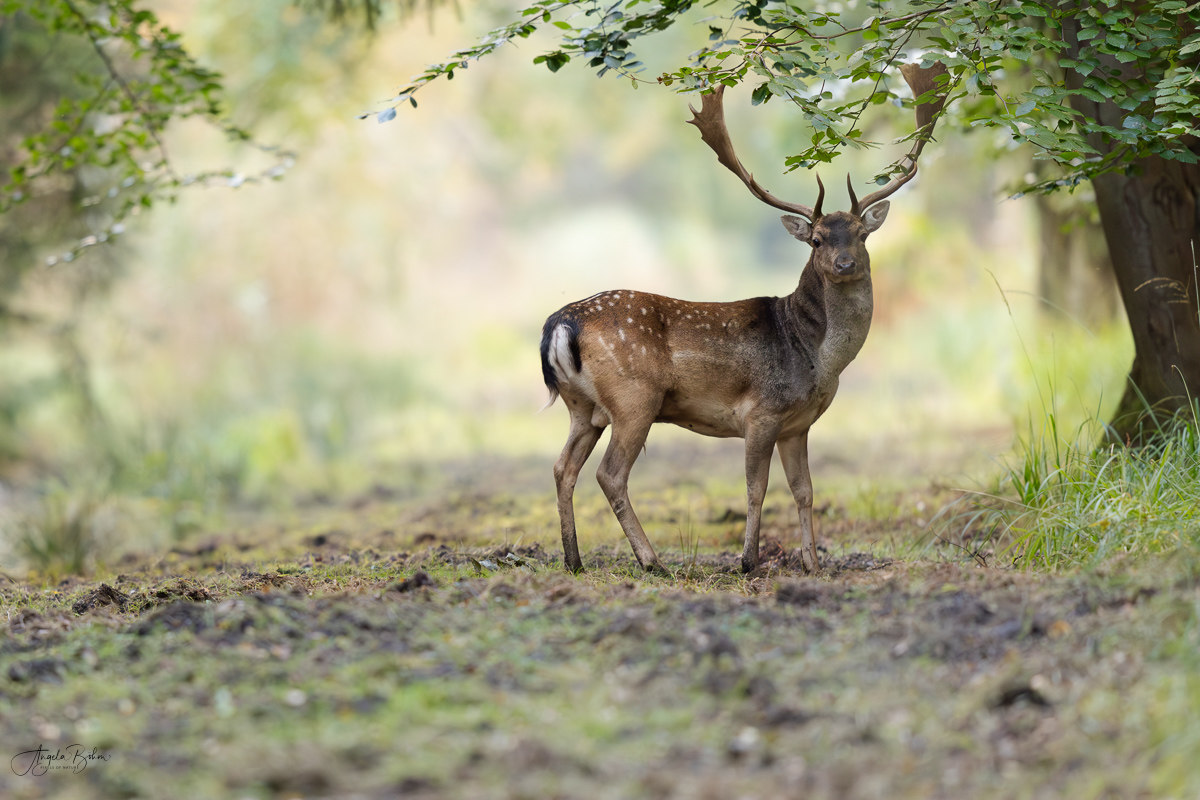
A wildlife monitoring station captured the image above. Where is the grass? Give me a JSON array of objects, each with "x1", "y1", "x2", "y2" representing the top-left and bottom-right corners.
[
  {"x1": 2, "y1": 412, "x2": 1200, "y2": 798},
  {"x1": 976, "y1": 405, "x2": 1200, "y2": 571},
  {"x1": 6, "y1": 484, "x2": 112, "y2": 581},
  {"x1": 2, "y1": 500, "x2": 1200, "y2": 799}
]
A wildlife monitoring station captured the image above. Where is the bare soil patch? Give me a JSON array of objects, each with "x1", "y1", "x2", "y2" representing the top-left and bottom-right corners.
[{"x1": 0, "y1": 474, "x2": 1195, "y2": 799}]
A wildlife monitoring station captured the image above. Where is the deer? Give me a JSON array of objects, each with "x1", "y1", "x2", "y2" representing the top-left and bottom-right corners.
[{"x1": 539, "y1": 63, "x2": 947, "y2": 575}]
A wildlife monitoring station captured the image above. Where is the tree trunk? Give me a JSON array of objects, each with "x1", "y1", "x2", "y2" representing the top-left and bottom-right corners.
[
  {"x1": 1063, "y1": 18, "x2": 1200, "y2": 443},
  {"x1": 1089, "y1": 158, "x2": 1200, "y2": 441}
]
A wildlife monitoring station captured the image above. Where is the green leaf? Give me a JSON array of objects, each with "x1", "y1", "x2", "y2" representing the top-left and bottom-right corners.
[
  {"x1": 1015, "y1": 100, "x2": 1037, "y2": 116},
  {"x1": 539, "y1": 52, "x2": 570, "y2": 72}
]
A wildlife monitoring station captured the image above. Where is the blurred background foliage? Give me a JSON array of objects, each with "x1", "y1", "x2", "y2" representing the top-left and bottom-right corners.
[{"x1": 0, "y1": 0, "x2": 1134, "y2": 576}]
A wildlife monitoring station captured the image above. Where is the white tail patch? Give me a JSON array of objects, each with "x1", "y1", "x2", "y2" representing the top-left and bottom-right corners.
[{"x1": 542, "y1": 323, "x2": 578, "y2": 410}]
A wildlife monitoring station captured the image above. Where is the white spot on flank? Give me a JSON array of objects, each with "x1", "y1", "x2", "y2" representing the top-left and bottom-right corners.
[
  {"x1": 641, "y1": 346, "x2": 647, "y2": 355},
  {"x1": 641, "y1": 308, "x2": 647, "y2": 314},
  {"x1": 627, "y1": 317, "x2": 633, "y2": 323},
  {"x1": 618, "y1": 329, "x2": 626, "y2": 341}
]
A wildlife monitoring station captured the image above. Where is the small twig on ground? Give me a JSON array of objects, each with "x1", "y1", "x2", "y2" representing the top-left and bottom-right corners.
[{"x1": 933, "y1": 533, "x2": 990, "y2": 568}]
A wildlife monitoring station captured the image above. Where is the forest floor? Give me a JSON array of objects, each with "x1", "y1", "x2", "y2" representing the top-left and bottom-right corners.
[{"x1": 1, "y1": 436, "x2": 1197, "y2": 799}]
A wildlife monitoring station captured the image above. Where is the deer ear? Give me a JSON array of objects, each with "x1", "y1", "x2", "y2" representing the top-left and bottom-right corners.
[
  {"x1": 781, "y1": 215, "x2": 813, "y2": 243},
  {"x1": 861, "y1": 201, "x2": 890, "y2": 234}
]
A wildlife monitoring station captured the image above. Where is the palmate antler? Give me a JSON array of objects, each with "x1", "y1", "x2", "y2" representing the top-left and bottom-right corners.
[
  {"x1": 687, "y1": 86, "x2": 825, "y2": 221},
  {"x1": 850, "y1": 62, "x2": 949, "y2": 215},
  {"x1": 689, "y1": 61, "x2": 949, "y2": 220}
]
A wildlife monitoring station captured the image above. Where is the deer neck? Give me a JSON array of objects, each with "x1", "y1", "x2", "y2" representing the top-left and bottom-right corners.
[{"x1": 784, "y1": 263, "x2": 874, "y2": 387}]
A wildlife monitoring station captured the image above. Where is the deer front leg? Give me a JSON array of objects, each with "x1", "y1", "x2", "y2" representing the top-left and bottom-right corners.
[
  {"x1": 777, "y1": 432, "x2": 819, "y2": 573},
  {"x1": 741, "y1": 423, "x2": 780, "y2": 573},
  {"x1": 553, "y1": 409, "x2": 604, "y2": 573},
  {"x1": 595, "y1": 411, "x2": 665, "y2": 574}
]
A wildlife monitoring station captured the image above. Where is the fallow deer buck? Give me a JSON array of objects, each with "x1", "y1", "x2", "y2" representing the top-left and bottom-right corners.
[{"x1": 540, "y1": 63, "x2": 947, "y2": 574}]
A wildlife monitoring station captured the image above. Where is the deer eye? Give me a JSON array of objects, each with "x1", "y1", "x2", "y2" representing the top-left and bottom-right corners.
[{"x1": 812, "y1": 238, "x2": 822, "y2": 248}]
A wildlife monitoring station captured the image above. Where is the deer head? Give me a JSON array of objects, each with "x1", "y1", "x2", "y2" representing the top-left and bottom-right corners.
[
  {"x1": 780, "y1": 193, "x2": 888, "y2": 284},
  {"x1": 687, "y1": 62, "x2": 949, "y2": 285}
]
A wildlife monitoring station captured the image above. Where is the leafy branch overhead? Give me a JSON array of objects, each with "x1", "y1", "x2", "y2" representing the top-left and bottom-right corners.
[
  {"x1": 0, "y1": 0, "x2": 293, "y2": 266},
  {"x1": 374, "y1": 0, "x2": 1200, "y2": 192}
]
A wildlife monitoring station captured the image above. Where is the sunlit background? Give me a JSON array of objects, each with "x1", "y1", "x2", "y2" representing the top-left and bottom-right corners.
[{"x1": 0, "y1": 0, "x2": 1133, "y2": 571}]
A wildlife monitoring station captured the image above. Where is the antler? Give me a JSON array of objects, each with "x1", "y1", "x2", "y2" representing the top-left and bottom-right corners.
[
  {"x1": 852, "y1": 61, "x2": 949, "y2": 216},
  {"x1": 688, "y1": 86, "x2": 824, "y2": 221}
]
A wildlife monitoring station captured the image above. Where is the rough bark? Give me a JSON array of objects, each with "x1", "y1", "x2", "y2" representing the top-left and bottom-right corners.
[
  {"x1": 1062, "y1": 17, "x2": 1200, "y2": 443},
  {"x1": 1089, "y1": 159, "x2": 1200, "y2": 440}
]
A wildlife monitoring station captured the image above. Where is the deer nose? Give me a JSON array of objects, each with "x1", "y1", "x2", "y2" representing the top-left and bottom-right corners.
[{"x1": 834, "y1": 257, "x2": 856, "y2": 275}]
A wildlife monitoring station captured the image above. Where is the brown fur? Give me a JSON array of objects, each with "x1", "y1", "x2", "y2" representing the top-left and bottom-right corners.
[{"x1": 541, "y1": 207, "x2": 889, "y2": 574}]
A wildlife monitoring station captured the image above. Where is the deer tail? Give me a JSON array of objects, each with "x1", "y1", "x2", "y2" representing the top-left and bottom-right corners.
[{"x1": 539, "y1": 311, "x2": 582, "y2": 410}]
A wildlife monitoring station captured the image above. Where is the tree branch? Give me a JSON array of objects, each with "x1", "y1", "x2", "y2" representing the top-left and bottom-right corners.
[{"x1": 61, "y1": 0, "x2": 179, "y2": 182}]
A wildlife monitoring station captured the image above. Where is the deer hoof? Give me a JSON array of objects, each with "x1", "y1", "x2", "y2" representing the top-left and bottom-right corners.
[{"x1": 740, "y1": 556, "x2": 759, "y2": 574}]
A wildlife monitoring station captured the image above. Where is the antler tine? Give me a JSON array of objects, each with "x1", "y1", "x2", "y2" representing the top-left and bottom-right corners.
[
  {"x1": 846, "y1": 173, "x2": 859, "y2": 217},
  {"x1": 688, "y1": 86, "x2": 821, "y2": 221},
  {"x1": 855, "y1": 61, "x2": 949, "y2": 213},
  {"x1": 812, "y1": 172, "x2": 825, "y2": 219}
]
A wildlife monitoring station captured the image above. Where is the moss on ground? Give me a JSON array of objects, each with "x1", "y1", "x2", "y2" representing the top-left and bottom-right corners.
[{"x1": 1, "y1": 481, "x2": 1198, "y2": 799}]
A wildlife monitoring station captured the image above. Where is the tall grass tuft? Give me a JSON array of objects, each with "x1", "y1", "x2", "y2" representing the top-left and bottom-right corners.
[
  {"x1": 964, "y1": 255, "x2": 1200, "y2": 571},
  {"x1": 993, "y1": 405, "x2": 1200, "y2": 570},
  {"x1": 7, "y1": 484, "x2": 114, "y2": 580}
]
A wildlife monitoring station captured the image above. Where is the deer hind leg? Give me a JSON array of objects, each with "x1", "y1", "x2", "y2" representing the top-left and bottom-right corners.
[
  {"x1": 595, "y1": 407, "x2": 664, "y2": 574},
  {"x1": 777, "y1": 432, "x2": 819, "y2": 573},
  {"x1": 553, "y1": 403, "x2": 604, "y2": 573},
  {"x1": 741, "y1": 422, "x2": 780, "y2": 573}
]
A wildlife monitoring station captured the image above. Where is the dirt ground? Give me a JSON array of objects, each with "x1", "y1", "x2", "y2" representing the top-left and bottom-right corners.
[{"x1": 1, "y1": 445, "x2": 1198, "y2": 799}]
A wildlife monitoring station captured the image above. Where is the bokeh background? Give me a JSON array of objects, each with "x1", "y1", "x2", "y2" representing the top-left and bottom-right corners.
[{"x1": 0, "y1": 0, "x2": 1132, "y2": 571}]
